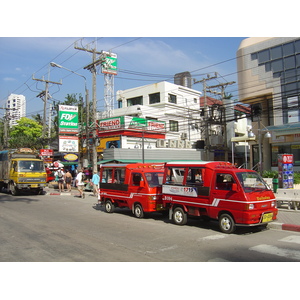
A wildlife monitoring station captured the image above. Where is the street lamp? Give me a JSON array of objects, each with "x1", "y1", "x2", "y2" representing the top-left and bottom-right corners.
[{"x1": 50, "y1": 62, "x2": 90, "y2": 168}]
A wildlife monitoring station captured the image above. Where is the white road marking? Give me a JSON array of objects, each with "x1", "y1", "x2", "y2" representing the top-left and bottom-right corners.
[
  {"x1": 279, "y1": 235, "x2": 300, "y2": 244},
  {"x1": 197, "y1": 234, "x2": 228, "y2": 241},
  {"x1": 249, "y1": 244, "x2": 300, "y2": 260}
]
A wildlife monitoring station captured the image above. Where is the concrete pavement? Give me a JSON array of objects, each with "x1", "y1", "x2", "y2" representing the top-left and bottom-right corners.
[{"x1": 44, "y1": 184, "x2": 300, "y2": 233}]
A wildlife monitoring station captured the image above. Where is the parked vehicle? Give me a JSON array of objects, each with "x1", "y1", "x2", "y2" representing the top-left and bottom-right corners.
[
  {"x1": 0, "y1": 148, "x2": 47, "y2": 195},
  {"x1": 99, "y1": 163, "x2": 165, "y2": 218},
  {"x1": 162, "y1": 161, "x2": 278, "y2": 233}
]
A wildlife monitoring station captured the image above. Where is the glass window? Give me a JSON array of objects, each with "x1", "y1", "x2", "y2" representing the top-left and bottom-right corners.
[
  {"x1": 165, "y1": 167, "x2": 185, "y2": 184},
  {"x1": 168, "y1": 94, "x2": 177, "y2": 104},
  {"x1": 258, "y1": 49, "x2": 270, "y2": 64},
  {"x1": 145, "y1": 172, "x2": 164, "y2": 187},
  {"x1": 283, "y1": 69, "x2": 297, "y2": 84},
  {"x1": 251, "y1": 52, "x2": 257, "y2": 60},
  {"x1": 295, "y1": 39, "x2": 300, "y2": 53},
  {"x1": 287, "y1": 110, "x2": 299, "y2": 123},
  {"x1": 284, "y1": 82, "x2": 297, "y2": 96},
  {"x1": 271, "y1": 59, "x2": 283, "y2": 72},
  {"x1": 169, "y1": 120, "x2": 179, "y2": 132},
  {"x1": 284, "y1": 56, "x2": 296, "y2": 70},
  {"x1": 118, "y1": 100, "x2": 122, "y2": 108},
  {"x1": 291, "y1": 145, "x2": 300, "y2": 165},
  {"x1": 149, "y1": 92, "x2": 160, "y2": 104},
  {"x1": 132, "y1": 172, "x2": 143, "y2": 186},
  {"x1": 265, "y1": 62, "x2": 271, "y2": 72},
  {"x1": 127, "y1": 96, "x2": 143, "y2": 106},
  {"x1": 271, "y1": 45, "x2": 282, "y2": 60},
  {"x1": 283, "y1": 42, "x2": 294, "y2": 56},
  {"x1": 215, "y1": 173, "x2": 235, "y2": 190},
  {"x1": 296, "y1": 54, "x2": 300, "y2": 67}
]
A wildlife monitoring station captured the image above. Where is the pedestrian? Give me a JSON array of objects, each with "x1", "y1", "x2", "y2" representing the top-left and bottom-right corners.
[
  {"x1": 75, "y1": 168, "x2": 85, "y2": 199},
  {"x1": 64, "y1": 169, "x2": 73, "y2": 192},
  {"x1": 91, "y1": 171, "x2": 100, "y2": 196},
  {"x1": 54, "y1": 168, "x2": 65, "y2": 193}
]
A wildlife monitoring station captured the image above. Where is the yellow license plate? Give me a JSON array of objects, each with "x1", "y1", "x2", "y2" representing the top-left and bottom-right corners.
[
  {"x1": 262, "y1": 213, "x2": 273, "y2": 223},
  {"x1": 31, "y1": 184, "x2": 38, "y2": 188}
]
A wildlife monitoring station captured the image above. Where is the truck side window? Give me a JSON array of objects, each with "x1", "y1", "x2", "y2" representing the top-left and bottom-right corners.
[
  {"x1": 215, "y1": 173, "x2": 235, "y2": 190},
  {"x1": 132, "y1": 173, "x2": 142, "y2": 186},
  {"x1": 115, "y1": 168, "x2": 125, "y2": 184},
  {"x1": 166, "y1": 167, "x2": 185, "y2": 184},
  {"x1": 187, "y1": 168, "x2": 203, "y2": 185}
]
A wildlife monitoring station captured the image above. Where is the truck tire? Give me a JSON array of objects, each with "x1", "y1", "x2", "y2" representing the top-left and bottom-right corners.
[
  {"x1": 173, "y1": 207, "x2": 187, "y2": 226},
  {"x1": 104, "y1": 200, "x2": 115, "y2": 213},
  {"x1": 134, "y1": 203, "x2": 144, "y2": 218},
  {"x1": 10, "y1": 184, "x2": 19, "y2": 196},
  {"x1": 219, "y1": 213, "x2": 236, "y2": 234}
]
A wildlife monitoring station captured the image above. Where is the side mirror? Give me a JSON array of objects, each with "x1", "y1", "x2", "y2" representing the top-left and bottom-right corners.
[
  {"x1": 140, "y1": 180, "x2": 145, "y2": 187},
  {"x1": 231, "y1": 183, "x2": 238, "y2": 192}
]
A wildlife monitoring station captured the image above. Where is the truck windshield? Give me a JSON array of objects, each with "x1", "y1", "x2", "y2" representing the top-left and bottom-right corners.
[
  {"x1": 18, "y1": 161, "x2": 45, "y2": 172},
  {"x1": 145, "y1": 172, "x2": 164, "y2": 187},
  {"x1": 236, "y1": 171, "x2": 270, "y2": 192}
]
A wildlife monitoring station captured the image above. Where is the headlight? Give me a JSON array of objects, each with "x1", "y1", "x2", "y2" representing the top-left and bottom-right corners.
[{"x1": 248, "y1": 203, "x2": 254, "y2": 210}]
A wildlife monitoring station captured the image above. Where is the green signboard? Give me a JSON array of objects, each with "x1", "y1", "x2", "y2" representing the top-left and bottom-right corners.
[
  {"x1": 101, "y1": 52, "x2": 118, "y2": 75},
  {"x1": 58, "y1": 105, "x2": 79, "y2": 133}
]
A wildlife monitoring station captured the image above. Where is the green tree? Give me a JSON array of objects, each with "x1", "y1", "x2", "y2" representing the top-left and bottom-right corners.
[{"x1": 9, "y1": 117, "x2": 43, "y2": 149}]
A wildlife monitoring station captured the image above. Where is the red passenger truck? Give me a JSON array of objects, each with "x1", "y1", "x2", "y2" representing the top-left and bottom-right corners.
[
  {"x1": 162, "y1": 161, "x2": 278, "y2": 233},
  {"x1": 99, "y1": 163, "x2": 165, "y2": 218}
]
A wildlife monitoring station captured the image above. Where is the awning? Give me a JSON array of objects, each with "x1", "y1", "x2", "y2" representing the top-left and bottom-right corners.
[{"x1": 266, "y1": 122, "x2": 300, "y2": 135}]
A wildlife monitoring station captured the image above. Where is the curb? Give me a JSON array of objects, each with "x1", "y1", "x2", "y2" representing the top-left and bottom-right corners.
[{"x1": 269, "y1": 222, "x2": 300, "y2": 232}]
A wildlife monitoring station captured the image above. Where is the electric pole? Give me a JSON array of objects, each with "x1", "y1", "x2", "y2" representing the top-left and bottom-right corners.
[
  {"x1": 0, "y1": 107, "x2": 16, "y2": 149},
  {"x1": 194, "y1": 73, "x2": 218, "y2": 160},
  {"x1": 74, "y1": 42, "x2": 105, "y2": 172},
  {"x1": 32, "y1": 75, "x2": 62, "y2": 140},
  {"x1": 207, "y1": 81, "x2": 235, "y2": 161}
]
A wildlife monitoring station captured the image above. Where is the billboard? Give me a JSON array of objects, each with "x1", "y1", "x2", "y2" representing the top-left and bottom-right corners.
[
  {"x1": 59, "y1": 136, "x2": 79, "y2": 153},
  {"x1": 58, "y1": 105, "x2": 79, "y2": 133},
  {"x1": 101, "y1": 52, "x2": 117, "y2": 75},
  {"x1": 98, "y1": 116, "x2": 166, "y2": 132}
]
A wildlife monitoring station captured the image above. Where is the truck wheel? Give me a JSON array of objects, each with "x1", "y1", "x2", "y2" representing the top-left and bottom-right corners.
[
  {"x1": 104, "y1": 200, "x2": 115, "y2": 213},
  {"x1": 10, "y1": 184, "x2": 19, "y2": 196},
  {"x1": 134, "y1": 203, "x2": 144, "y2": 218},
  {"x1": 219, "y1": 213, "x2": 236, "y2": 234},
  {"x1": 173, "y1": 207, "x2": 187, "y2": 225}
]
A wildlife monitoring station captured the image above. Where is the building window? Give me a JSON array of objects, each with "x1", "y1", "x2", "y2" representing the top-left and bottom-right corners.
[
  {"x1": 271, "y1": 45, "x2": 282, "y2": 60},
  {"x1": 258, "y1": 49, "x2": 270, "y2": 64},
  {"x1": 283, "y1": 42, "x2": 294, "y2": 57},
  {"x1": 149, "y1": 92, "x2": 160, "y2": 104},
  {"x1": 168, "y1": 94, "x2": 177, "y2": 104},
  {"x1": 169, "y1": 120, "x2": 179, "y2": 132},
  {"x1": 118, "y1": 99, "x2": 122, "y2": 108},
  {"x1": 127, "y1": 96, "x2": 143, "y2": 106},
  {"x1": 284, "y1": 56, "x2": 296, "y2": 70}
]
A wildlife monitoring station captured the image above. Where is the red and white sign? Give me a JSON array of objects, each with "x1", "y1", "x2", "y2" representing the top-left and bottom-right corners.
[{"x1": 40, "y1": 149, "x2": 54, "y2": 156}]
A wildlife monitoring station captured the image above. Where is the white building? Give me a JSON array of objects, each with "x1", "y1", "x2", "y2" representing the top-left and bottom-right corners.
[{"x1": 6, "y1": 94, "x2": 26, "y2": 127}]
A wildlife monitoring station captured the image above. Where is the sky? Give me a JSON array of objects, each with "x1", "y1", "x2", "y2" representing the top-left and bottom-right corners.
[{"x1": 0, "y1": 36, "x2": 246, "y2": 119}]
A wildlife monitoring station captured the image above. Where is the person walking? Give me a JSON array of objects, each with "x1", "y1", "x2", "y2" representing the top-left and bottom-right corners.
[
  {"x1": 55, "y1": 168, "x2": 65, "y2": 193},
  {"x1": 91, "y1": 171, "x2": 100, "y2": 197},
  {"x1": 75, "y1": 169, "x2": 85, "y2": 199},
  {"x1": 64, "y1": 170, "x2": 73, "y2": 192}
]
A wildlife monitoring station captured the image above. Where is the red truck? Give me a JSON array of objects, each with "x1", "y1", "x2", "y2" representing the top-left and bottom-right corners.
[
  {"x1": 162, "y1": 161, "x2": 278, "y2": 233},
  {"x1": 99, "y1": 163, "x2": 165, "y2": 218}
]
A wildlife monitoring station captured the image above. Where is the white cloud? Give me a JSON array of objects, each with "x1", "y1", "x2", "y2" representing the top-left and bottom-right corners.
[{"x1": 3, "y1": 77, "x2": 16, "y2": 81}]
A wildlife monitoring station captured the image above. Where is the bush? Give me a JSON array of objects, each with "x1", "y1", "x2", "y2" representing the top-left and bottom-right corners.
[
  {"x1": 262, "y1": 170, "x2": 278, "y2": 178},
  {"x1": 294, "y1": 172, "x2": 300, "y2": 184}
]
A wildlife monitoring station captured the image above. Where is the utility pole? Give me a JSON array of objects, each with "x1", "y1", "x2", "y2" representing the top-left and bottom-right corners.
[
  {"x1": 0, "y1": 107, "x2": 16, "y2": 149},
  {"x1": 74, "y1": 42, "x2": 105, "y2": 172},
  {"x1": 194, "y1": 73, "x2": 218, "y2": 160},
  {"x1": 206, "y1": 81, "x2": 235, "y2": 161},
  {"x1": 32, "y1": 75, "x2": 62, "y2": 140}
]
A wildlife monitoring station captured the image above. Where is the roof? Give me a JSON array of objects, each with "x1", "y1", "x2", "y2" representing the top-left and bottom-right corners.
[
  {"x1": 97, "y1": 159, "x2": 201, "y2": 165},
  {"x1": 199, "y1": 97, "x2": 250, "y2": 113}
]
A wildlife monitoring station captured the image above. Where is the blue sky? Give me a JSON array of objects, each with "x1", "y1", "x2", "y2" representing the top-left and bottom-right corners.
[
  {"x1": 0, "y1": 1, "x2": 294, "y2": 121},
  {"x1": 0, "y1": 36, "x2": 246, "y2": 118}
]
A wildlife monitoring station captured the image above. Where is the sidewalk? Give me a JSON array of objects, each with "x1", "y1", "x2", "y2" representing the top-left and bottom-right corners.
[{"x1": 44, "y1": 184, "x2": 300, "y2": 233}]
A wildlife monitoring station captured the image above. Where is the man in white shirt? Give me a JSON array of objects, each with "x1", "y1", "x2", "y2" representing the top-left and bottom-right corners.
[{"x1": 75, "y1": 169, "x2": 85, "y2": 199}]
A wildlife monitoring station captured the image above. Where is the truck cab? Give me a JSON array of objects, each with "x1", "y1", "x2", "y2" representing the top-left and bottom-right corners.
[
  {"x1": 99, "y1": 163, "x2": 165, "y2": 218},
  {"x1": 162, "y1": 161, "x2": 278, "y2": 233}
]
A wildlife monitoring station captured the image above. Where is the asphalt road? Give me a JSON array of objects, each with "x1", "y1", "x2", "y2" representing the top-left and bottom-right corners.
[{"x1": 1, "y1": 191, "x2": 300, "y2": 262}]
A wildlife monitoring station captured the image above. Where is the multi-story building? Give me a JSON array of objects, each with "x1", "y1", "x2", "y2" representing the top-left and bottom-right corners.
[
  {"x1": 96, "y1": 80, "x2": 250, "y2": 164},
  {"x1": 237, "y1": 37, "x2": 300, "y2": 171},
  {"x1": 5, "y1": 94, "x2": 26, "y2": 127}
]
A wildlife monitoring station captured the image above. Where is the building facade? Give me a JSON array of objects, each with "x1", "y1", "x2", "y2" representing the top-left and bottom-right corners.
[
  {"x1": 237, "y1": 37, "x2": 300, "y2": 171},
  {"x1": 5, "y1": 94, "x2": 26, "y2": 127}
]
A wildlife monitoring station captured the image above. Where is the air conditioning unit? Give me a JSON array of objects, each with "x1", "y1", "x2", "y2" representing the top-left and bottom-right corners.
[
  {"x1": 156, "y1": 139, "x2": 167, "y2": 148},
  {"x1": 181, "y1": 132, "x2": 188, "y2": 140}
]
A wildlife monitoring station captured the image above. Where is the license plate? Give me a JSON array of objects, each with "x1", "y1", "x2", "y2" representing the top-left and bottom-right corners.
[
  {"x1": 262, "y1": 213, "x2": 273, "y2": 223},
  {"x1": 31, "y1": 184, "x2": 38, "y2": 188}
]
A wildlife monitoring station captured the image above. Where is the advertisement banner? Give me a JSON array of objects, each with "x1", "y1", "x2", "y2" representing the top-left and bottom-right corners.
[
  {"x1": 59, "y1": 136, "x2": 79, "y2": 153},
  {"x1": 58, "y1": 105, "x2": 79, "y2": 133},
  {"x1": 101, "y1": 52, "x2": 118, "y2": 75},
  {"x1": 98, "y1": 116, "x2": 166, "y2": 132}
]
